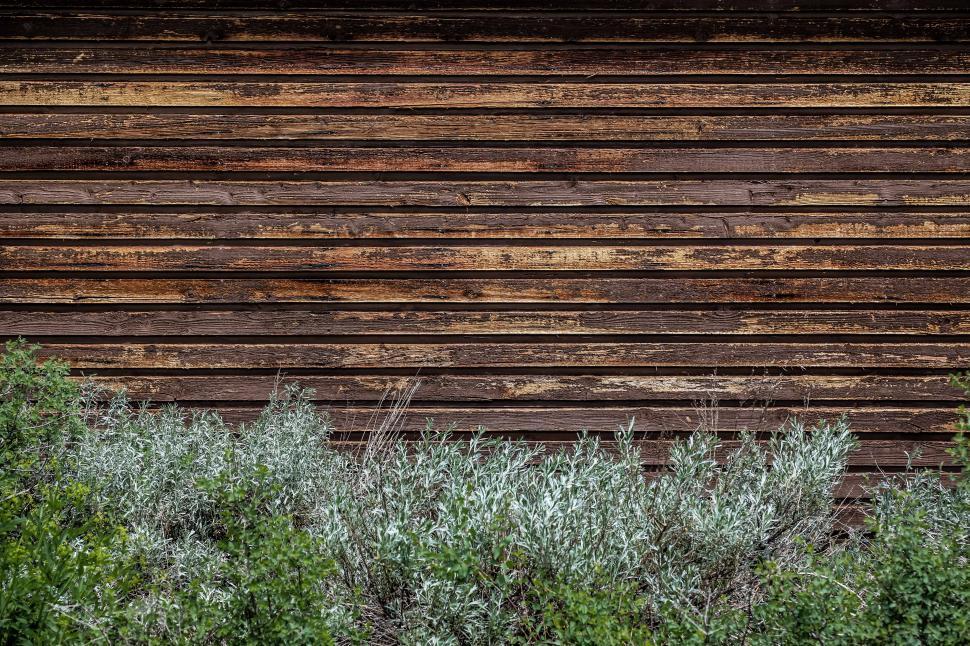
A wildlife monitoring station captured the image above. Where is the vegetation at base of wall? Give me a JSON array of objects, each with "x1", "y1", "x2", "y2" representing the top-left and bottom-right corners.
[{"x1": 1, "y1": 339, "x2": 968, "y2": 644}]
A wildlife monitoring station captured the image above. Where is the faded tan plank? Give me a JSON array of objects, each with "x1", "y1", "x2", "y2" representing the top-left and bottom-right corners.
[
  {"x1": 2, "y1": 278, "x2": 965, "y2": 304},
  {"x1": 3, "y1": 114, "x2": 967, "y2": 141},
  {"x1": 4, "y1": 82, "x2": 968, "y2": 108},
  {"x1": 2, "y1": 180, "x2": 969, "y2": 206},
  {"x1": 7, "y1": 310, "x2": 970, "y2": 336},
  {"x1": 4, "y1": 211, "x2": 970, "y2": 239},
  {"x1": 37, "y1": 342, "x2": 970, "y2": 369},
  {"x1": 4, "y1": 244, "x2": 969, "y2": 271},
  {"x1": 81, "y1": 374, "x2": 965, "y2": 403}
]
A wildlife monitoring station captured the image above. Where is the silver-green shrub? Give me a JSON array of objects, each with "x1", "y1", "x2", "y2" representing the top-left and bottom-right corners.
[{"x1": 68, "y1": 382, "x2": 857, "y2": 642}]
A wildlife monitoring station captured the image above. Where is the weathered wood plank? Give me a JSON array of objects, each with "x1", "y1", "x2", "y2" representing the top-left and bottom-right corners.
[
  {"x1": 80, "y1": 374, "x2": 965, "y2": 403},
  {"x1": 170, "y1": 404, "x2": 962, "y2": 466},
  {"x1": 1, "y1": 1, "x2": 966, "y2": 10},
  {"x1": 8, "y1": 146, "x2": 970, "y2": 173},
  {"x1": 4, "y1": 114, "x2": 967, "y2": 141},
  {"x1": 5, "y1": 47, "x2": 970, "y2": 75},
  {"x1": 3, "y1": 180, "x2": 970, "y2": 206},
  {"x1": 3, "y1": 278, "x2": 964, "y2": 304},
  {"x1": 1, "y1": 14, "x2": 967, "y2": 42},
  {"x1": 5, "y1": 244, "x2": 969, "y2": 272},
  {"x1": 1, "y1": 3, "x2": 964, "y2": 483},
  {"x1": 35, "y1": 342, "x2": 970, "y2": 369},
  {"x1": 2, "y1": 1, "x2": 967, "y2": 10},
  {"x1": 7, "y1": 309, "x2": 970, "y2": 336},
  {"x1": 4, "y1": 82, "x2": 969, "y2": 108},
  {"x1": 91, "y1": 402, "x2": 961, "y2": 436},
  {"x1": 259, "y1": 406, "x2": 961, "y2": 437},
  {"x1": 4, "y1": 211, "x2": 970, "y2": 239}
]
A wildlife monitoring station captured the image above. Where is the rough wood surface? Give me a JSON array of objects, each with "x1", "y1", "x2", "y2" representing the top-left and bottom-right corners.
[
  {"x1": 4, "y1": 210, "x2": 970, "y2": 239},
  {"x1": 5, "y1": 81, "x2": 969, "y2": 108},
  {"x1": 5, "y1": 47, "x2": 970, "y2": 75},
  {"x1": 2, "y1": 2, "x2": 968, "y2": 10},
  {"x1": 85, "y1": 402, "x2": 961, "y2": 436},
  {"x1": 0, "y1": 4, "x2": 966, "y2": 473},
  {"x1": 8, "y1": 145, "x2": 970, "y2": 173},
  {"x1": 34, "y1": 342, "x2": 970, "y2": 369},
  {"x1": 4, "y1": 244, "x2": 969, "y2": 272},
  {"x1": 4, "y1": 114, "x2": 968, "y2": 141},
  {"x1": 2, "y1": 13, "x2": 968, "y2": 42},
  {"x1": 6, "y1": 310, "x2": 969, "y2": 336},
  {"x1": 3, "y1": 278, "x2": 966, "y2": 304},
  {"x1": 4, "y1": 180, "x2": 970, "y2": 206},
  {"x1": 79, "y1": 374, "x2": 965, "y2": 403}
]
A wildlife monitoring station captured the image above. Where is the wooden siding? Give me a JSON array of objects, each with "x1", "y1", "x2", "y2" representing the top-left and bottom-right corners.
[{"x1": 1, "y1": 1, "x2": 968, "y2": 498}]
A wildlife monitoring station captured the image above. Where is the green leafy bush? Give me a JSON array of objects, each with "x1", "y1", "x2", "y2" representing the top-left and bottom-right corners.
[
  {"x1": 751, "y1": 480, "x2": 970, "y2": 644},
  {"x1": 0, "y1": 339, "x2": 130, "y2": 643},
  {"x1": 746, "y1": 372, "x2": 970, "y2": 645},
  {"x1": 127, "y1": 469, "x2": 338, "y2": 645}
]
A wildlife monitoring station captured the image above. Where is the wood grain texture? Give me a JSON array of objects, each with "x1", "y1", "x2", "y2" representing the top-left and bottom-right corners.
[
  {"x1": 156, "y1": 428, "x2": 953, "y2": 469},
  {"x1": 4, "y1": 114, "x2": 968, "y2": 141},
  {"x1": 3, "y1": 1, "x2": 968, "y2": 10},
  {"x1": 3, "y1": 278, "x2": 965, "y2": 304},
  {"x1": 8, "y1": 145, "x2": 970, "y2": 173},
  {"x1": 6, "y1": 310, "x2": 969, "y2": 336},
  {"x1": 3, "y1": 180, "x2": 970, "y2": 206},
  {"x1": 80, "y1": 374, "x2": 965, "y2": 403},
  {"x1": 5, "y1": 81, "x2": 969, "y2": 108},
  {"x1": 1, "y1": 4, "x2": 967, "y2": 474},
  {"x1": 2, "y1": 13, "x2": 968, "y2": 42},
  {"x1": 4, "y1": 244, "x2": 969, "y2": 272},
  {"x1": 4, "y1": 211, "x2": 970, "y2": 239},
  {"x1": 84, "y1": 402, "x2": 960, "y2": 436},
  {"x1": 5, "y1": 47, "x2": 970, "y2": 75},
  {"x1": 34, "y1": 342, "x2": 970, "y2": 369}
]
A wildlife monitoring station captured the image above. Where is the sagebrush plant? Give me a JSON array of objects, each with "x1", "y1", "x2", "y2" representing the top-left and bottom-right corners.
[
  {"x1": 2, "y1": 340, "x2": 969, "y2": 644},
  {"x1": 68, "y1": 384, "x2": 856, "y2": 642}
]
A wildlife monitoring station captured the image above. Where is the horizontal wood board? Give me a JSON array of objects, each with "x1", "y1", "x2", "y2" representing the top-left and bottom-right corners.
[{"x1": 0, "y1": 3, "x2": 967, "y2": 486}]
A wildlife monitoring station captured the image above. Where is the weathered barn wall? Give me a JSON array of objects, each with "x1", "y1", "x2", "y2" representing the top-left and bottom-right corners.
[{"x1": 1, "y1": 2, "x2": 968, "y2": 493}]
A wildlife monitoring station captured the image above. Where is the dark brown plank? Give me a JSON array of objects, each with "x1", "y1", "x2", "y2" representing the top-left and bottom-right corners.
[
  {"x1": 104, "y1": 405, "x2": 955, "y2": 465},
  {"x1": 832, "y1": 474, "x2": 958, "y2": 500},
  {"x1": 4, "y1": 210, "x2": 970, "y2": 239},
  {"x1": 81, "y1": 374, "x2": 965, "y2": 403},
  {"x1": 5, "y1": 244, "x2": 969, "y2": 272},
  {"x1": 1, "y1": 14, "x2": 967, "y2": 42},
  {"x1": 1, "y1": 1, "x2": 966, "y2": 10},
  {"x1": 4, "y1": 114, "x2": 968, "y2": 141},
  {"x1": 5, "y1": 47, "x2": 970, "y2": 75},
  {"x1": 293, "y1": 406, "x2": 960, "y2": 437},
  {"x1": 35, "y1": 342, "x2": 970, "y2": 369},
  {"x1": 3, "y1": 180, "x2": 970, "y2": 206},
  {"x1": 7, "y1": 310, "x2": 970, "y2": 336},
  {"x1": 2, "y1": 2, "x2": 967, "y2": 10},
  {"x1": 8, "y1": 146, "x2": 970, "y2": 173},
  {"x1": 98, "y1": 402, "x2": 959, "y2": 436},
  {"x1": 2, "y1": 277, "x2": 965, "y2": 304},
  {"x1": 4, "y1": 81, "x2": 968, "y2": 108}
]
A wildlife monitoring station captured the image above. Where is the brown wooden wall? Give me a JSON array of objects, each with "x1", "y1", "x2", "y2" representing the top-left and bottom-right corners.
[{"x1": 1, "y1": 1, "x2": 968, "y2": 491}]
